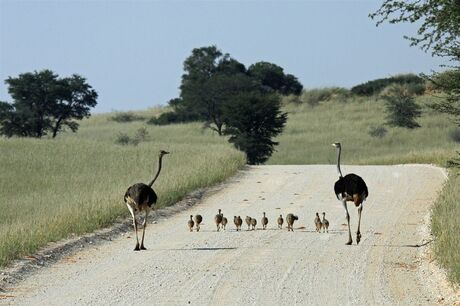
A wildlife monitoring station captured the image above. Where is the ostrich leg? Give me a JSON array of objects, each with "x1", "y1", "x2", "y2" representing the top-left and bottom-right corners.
[
  {"x1": 343, "y1": 200, "x2": 353, "y2": 245},
  {"x1": 356, "y1": 204, "x2": 363, "y2": 245},
  {"x1": 127, "y1": 204, "x2": 140, "y2": 251},
  {"x1": 140, "y1": 208, "x2": 150, "y2": 250}
]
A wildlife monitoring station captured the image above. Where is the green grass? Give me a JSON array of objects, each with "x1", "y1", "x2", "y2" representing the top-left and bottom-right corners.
[
  {"x1": 269, "y1": 96, "x2": 457, "y2": 165},
  {"x1": 271, "y1": 95, "x2": 459, "y2": 284},
  {"x1": 431, "y1": 171, "x2": 460, "y2": 284},
  {"x1": 0, "y1": 115, "x2": 245, "y2": 267},
  {"x1": 1, "y1": 94, "x2": 458, "y2": 285}
]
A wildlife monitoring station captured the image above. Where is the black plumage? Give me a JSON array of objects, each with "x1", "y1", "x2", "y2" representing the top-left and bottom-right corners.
[
  {"x1": 124, "y1": 183, "x2": 157, "y2": 210},
  {"x1": 334, "y1": 174, "x2": 368, "y2": 203}
]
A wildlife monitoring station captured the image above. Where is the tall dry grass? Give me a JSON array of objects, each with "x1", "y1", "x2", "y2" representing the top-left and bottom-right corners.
[{"x1": 0, "y1": 117, "x2": 245, "y2": 267}]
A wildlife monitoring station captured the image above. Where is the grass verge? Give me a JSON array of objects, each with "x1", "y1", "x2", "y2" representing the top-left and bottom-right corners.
[{"x1": 0, "y1": 119, "x2": 245, "y2": 267}]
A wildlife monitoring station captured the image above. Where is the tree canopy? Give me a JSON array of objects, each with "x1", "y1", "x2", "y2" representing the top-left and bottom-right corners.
[
  {"x1": 370, "y1": 0, "x2": 460, "y2": 60},
  {"x1": 0, "y1": 70, "x2": 97, "y2": 138},
  {"x1": 155, "y1": 45, "x2": 296, "y2": 163},
  {"x1": 370, "y1": 0, "x2": 460, "y2": 126},
  {"x1": 223, "y1": 91, "x2": 287, "y2": 164}
]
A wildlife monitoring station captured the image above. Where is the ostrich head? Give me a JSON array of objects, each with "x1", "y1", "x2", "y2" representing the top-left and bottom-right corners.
[
  {"x1": 159, "y1": 150, "x2": 170, "y2": 156},
  {"x1": 331, "y1": 142, "x2": 341, "y2": 148},
  {"x1": 322, "y1": 212, "x2": 325, "y2": 216}
]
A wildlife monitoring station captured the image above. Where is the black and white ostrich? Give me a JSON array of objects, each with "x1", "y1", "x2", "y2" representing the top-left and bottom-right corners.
[
  {"x1": 124, "y1": 150, "x2": 169, "y2": 251},
  {"x1": 332, "y1": 143, "x2": 368, "y2": 245}
]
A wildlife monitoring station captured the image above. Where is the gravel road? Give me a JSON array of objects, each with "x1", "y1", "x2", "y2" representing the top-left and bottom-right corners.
[{"x1": 2, "y1": 165, "x2": 450, "y2": 305}]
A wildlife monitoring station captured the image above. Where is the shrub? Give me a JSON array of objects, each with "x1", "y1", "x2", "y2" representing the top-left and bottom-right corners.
[
  {"x1": 115, "y1": 127, "x2": 149, "y2": 146},
  {"x1": 115, "y1": 133, "x2": 133, "y2": 145},
  {"x1": 368, "y1": 125, "x2": 388, "y2": 138},
  {"x1": 381, "y1": 84, "x2": 422, "y2": 129},
  {"x1": 147, "y1": 112, "x2": 181, "y2": 125},
  {"x1": 301, "y1": 87, "x2": 350, "y2": 107},
  {"x1": 147, "y1": 111, "x2": 201, "y2": 125},
  {"x1": 449, "y1": 128, "x2": 460, "y2": 142},
  {"x1": 110, "y1": 112, "x2": 145, "y2": 123},
  {"x1": 134, "y1": 127, "x2": 149, "y2": 142}
]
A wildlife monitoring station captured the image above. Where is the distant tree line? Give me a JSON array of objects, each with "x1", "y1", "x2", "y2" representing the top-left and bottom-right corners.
[
  {"x1": 0, "y1": 70, "x2": 97, "y2": 138},
  {"x1": 350, "y1": 74, "x2": 425, "y2": 96},
  {"x1": 150, "y1": 45, "x2": 302, "y2": 164}
]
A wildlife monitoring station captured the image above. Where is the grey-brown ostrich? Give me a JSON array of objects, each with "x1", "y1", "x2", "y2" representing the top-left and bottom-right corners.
[
  {"x1": 222, "y1": 216, "x2": 228, "y2": 230},
  {"x1": 194, "y1": 214, "x2": 203, "y2": 232},
  {"x1": 332, "y1": 142, "x2": 368, "y2": 245},
  {"x1": 245, "y1": 216, "x2": 252, "y2": 231},
  {"x1": 215, "y1": 209, "x2": 223, "y2": 231},
  {"x1": 314, "y1": 212, "x2": 322, "y2": 233},
  {"x1": 187, "y1": 215, "x2": 194, "y2": 232},
  {"x1": 261, "y1": 212, "x2": 268, "y2": 230},
  {"x1": 124, "y1": 150, "x2": 169, "y2": 251},
  {"x1": 322, "y1": 212, "x2": 329, "y2": 233},
  {"x1": 286, "y1": 213, "x2": 298, "y2": 232},
  {"x1": 277, "y1": 214, "x2": 284, "y2": 229}
]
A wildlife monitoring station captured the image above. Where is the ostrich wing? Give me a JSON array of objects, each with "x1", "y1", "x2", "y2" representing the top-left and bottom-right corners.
[{"x1": 124, "y1": 183, "x2": 158, "y2": 206}]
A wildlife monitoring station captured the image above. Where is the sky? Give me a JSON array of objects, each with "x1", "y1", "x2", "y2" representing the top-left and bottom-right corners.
[{"x1": 0, "y1": 0, "x2": 447, "y2": 113}]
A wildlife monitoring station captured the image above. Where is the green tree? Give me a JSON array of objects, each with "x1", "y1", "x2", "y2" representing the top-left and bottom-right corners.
[
  {"x1": 0, "y1": 70, "x2": 97, "y2": 138},
  {"x1": 370, "y1": 0, "x2": 460, "y2": 122},
  {"x1": 167, "y1": 46, "x2": 303, "y2": 133},
  {"x1": 247, "y1": 61, "x2": 303, "y2": 95},
  {"x1": 222, "y1": 92, "x2": 287, "y2": 164},
  {"x1": 381, "y1": 84, "x2": 422, "y2": 129},
  {"x1": 179, "y1": 46, "x2": 248, "y2": 134},
  {"x1": 49, "y1": 74, "x2": 98, "y2": 138}
]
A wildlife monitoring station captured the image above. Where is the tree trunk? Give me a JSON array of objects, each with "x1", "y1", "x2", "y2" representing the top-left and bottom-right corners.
[{"x1": 52, "y1": 118, "x2": 63, "y2": 138}]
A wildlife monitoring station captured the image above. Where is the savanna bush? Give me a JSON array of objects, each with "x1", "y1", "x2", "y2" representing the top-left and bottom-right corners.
[
  {"x1": 301, "y1": 87, "x2": 350, "y2": 106},
  {"x1": 110, "y1": 112, "x2": 145, "y2": 123},
  {"x1": 368, "y1": 125, "x2": 388, "y2": 138},
  {"x1": 449, "y1": 128, "x2": 460, "y2": 142}
]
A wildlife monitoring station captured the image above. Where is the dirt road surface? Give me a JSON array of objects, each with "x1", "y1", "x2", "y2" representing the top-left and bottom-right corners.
[{"x1": 2, "y1": 165, "x2": 451, "y2": 305}]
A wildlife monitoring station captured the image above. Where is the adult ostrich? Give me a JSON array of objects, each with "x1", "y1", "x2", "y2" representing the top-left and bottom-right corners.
[
  {"x1": 332, "y1": 143, "x2": 368, "y2": 245},
  {"x1": 124, "y1": 150, "x2": 170, "y2": 251}
]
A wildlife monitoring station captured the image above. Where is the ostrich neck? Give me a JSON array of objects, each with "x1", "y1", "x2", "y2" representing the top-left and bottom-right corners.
[
  {"x1": 336, "y1": 146, "x2": 343, "y2": 178},
  {"x1": 148, "y1": 155, "x2": 164, "y2": 187}
]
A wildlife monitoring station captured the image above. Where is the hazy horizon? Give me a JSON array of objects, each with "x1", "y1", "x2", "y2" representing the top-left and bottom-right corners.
[{"x1": 0, "y1": 0, "x2": 447, "y2": 113}]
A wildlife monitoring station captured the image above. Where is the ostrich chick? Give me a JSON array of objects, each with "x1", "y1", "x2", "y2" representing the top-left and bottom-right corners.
[
  {"x1": 245, "y1": 216, "x2": 252, "y2": 231},
  {"x1": 187, "y1": 215, "x2": 194, "y2": 232},
  {"x1": 286, "y1": 213, "x2": 298, "y2": 232},
  {"x1": 215, "y1": 209, "x2": 223, "y2": 232},
  {"x1": 322, "y1": 212, "x2": 329, "y2": 233},
  {"x1": 236, "y1": 216, "x2": 243, "y2": 231},
  {"x1": 261, "y1": 212, "x2": 268, "y2": 230},
  {"x1": 222, "y1": 216, "x2": 228, "y2": 230},
  {"x1": 277, "y1": 214, "x2": 284, "y2": 229},
  {"x1": 234, "y1": 216, "x2": 243, "y2": 231},
  {"x1": 314, "y1": 212, "x2": 322, "y2": 233},
  {"x1": 251, "y1": 218, "x2": 257, "y2": 230},
  {"x1": 194, "y1": 214, "x2": 203, "y2": 232}
]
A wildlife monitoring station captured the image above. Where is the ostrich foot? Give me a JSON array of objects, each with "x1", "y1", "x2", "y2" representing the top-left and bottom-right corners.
[
  {"x1": 140, "y1": 245, "x2": 147, "y2": 250},
  {"x1": 346, "y1": 239, "x2": 352, "y2": 245},
  {"x1": 356, "y1": 232, "x2": 362, "y2": 244},
  {"x1": 134, "y1": 243, "x2": 140, "y2": 251}
]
